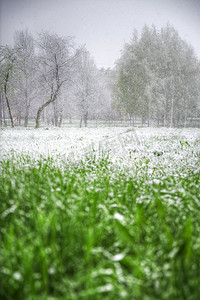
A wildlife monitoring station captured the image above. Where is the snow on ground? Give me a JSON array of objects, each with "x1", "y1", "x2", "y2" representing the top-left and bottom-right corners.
[
  {"x1": 0, "y1": 127, "x2": 127, "y2": 159},
  {"x1": 0, "y1": 126, "x2": 200, "y2": 176}
]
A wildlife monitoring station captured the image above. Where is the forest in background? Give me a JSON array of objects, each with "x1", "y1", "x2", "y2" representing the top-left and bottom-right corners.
[{"x1": 0, "y1": 24, "x2": 200, "y2": 128}]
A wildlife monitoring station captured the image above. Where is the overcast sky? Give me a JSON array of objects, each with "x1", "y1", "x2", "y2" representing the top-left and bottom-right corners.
[{"x1": 0, "y1": 0, "x2": 200, "y2": 68}]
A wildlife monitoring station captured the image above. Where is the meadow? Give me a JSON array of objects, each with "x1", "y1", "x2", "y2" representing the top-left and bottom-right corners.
[{"x1": 0, "y1": 126, "x2": 200, "y2": 299}]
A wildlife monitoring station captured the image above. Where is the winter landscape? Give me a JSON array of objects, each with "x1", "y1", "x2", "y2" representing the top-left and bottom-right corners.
[
  {"x1": 1, "y1": 125, "x2": 200, "y2": 299},
  {"x1": 1, "y1": 0, "x2": 200, "y2": 299}
]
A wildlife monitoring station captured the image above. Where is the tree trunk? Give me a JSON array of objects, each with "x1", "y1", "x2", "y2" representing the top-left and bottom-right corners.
[
  {"x1": 58, "y1": 108, "x2": 63, "y2": 127},
  {"x1": 0, "y1": 93, "x2": 2, "y2": 127},
  {"x1": 24, "y1": 105, "x2": 30, "y2": 127},
  {"x1": 163, "y1": 95, "x2": 168, "y2": 127},
  {"x1": 36, "y1": 107, "x2": 43, "y2": 128},
  {"x1": 2, "y1": 94, "x2": 7, "y2": 126},
  {"x1": 84, "y1": 111, "x2": 88, "y2": 127},
  {"x1": 170, "y1": 98, "x2": 174, "y2": 128},
  {"x1": 53, "y1": 101, "x2": 58, "y2": 126},
  {"x1": 18, "y1": 113, "x2": 22, "y2": 126},
  {"x1": 43, "y1": 106, "x2": 47, "y2": 124},
  {"x1": 147, "y1": 106, "x2": 150, "y2": 127},
  {"x1": 80, "y1": 117, "x2": 82, "y2": 128},
  {"x1": 163, "y1": 106, "x2": 167, "y2": 127},
  {"x1": 157, "y1": 110, "x2": 160, "y2": 127},
  {"x1": 132, "y1": 115, "x2": 135, "y2": 127},
  {"x1": 147, "y1": 99, "x2": 150, "y2": 127},
  {"x1": 184, "y1": 101, "x2": 187, "y2": 128},
  {"x1": 35, "y1": 84, "x2": 61, "y2": 128},
  {"x1": 4, "y1": 78, "x2": 14, "y2": 128}
]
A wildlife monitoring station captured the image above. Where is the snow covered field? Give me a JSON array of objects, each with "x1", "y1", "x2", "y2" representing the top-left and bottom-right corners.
[
  {"x1": 1, "y1": 126, "x2": 200, "y2": 176},
  {"x1": 1, "y1": 126, "x2": 200, "y2": 299}
]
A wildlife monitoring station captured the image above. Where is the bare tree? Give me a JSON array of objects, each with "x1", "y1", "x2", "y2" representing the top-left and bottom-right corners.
[
  {"x1": 13, "y1": 29, "x2": 37, "y2": 127},
  {"x1": 0, "y1": 45, "x2": 19, "y2": 128},
  {"x1": 35, "y1": 32, "x2": 79, "y2": 128}
]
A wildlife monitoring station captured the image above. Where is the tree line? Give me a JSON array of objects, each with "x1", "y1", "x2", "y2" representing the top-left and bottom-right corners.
[
  {"x1": 112, "y1": 24, "x2": 200, "y2": 127},
  {"x1": 0, "y1": 30, "x2": 113, "y2": 128},
  {"x1": 1, "y1": 25, "x2": 200, "y2": 128}
]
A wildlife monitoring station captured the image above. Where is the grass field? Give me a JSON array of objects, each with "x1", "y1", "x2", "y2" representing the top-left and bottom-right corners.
[{"x1": 0, "y1": 127, "x2": 200, "y2": 299}]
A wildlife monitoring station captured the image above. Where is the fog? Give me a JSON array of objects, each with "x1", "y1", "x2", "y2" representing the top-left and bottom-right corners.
[
  {"x1": 0, "y1": 0, "x2": 200, "y2": 68},
  {"x1": 0, "y1": 0, "x2": 200, "y2": 129}
]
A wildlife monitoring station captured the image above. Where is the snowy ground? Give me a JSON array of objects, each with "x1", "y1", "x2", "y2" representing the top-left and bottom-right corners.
[{"x1": 0, "y1": 126, "x2": 200, "y2": 176}]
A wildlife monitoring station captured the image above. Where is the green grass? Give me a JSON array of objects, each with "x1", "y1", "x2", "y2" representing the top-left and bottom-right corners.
[{"x1": 0, "y1": 155, "x2": 200, "y2": 299}]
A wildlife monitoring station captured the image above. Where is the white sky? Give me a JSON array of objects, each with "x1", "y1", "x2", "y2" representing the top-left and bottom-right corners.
[{"x1": 0, "y1": 0, "x2": 200, "y2": 68}]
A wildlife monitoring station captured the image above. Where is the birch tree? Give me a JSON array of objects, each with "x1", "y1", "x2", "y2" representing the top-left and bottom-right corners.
[
  {"x1": 73, "y1": 48, "x2": 99, "y2": 127},
  {"x1": 112, "y1": 24, "x2": 200, "y2": 127}
]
